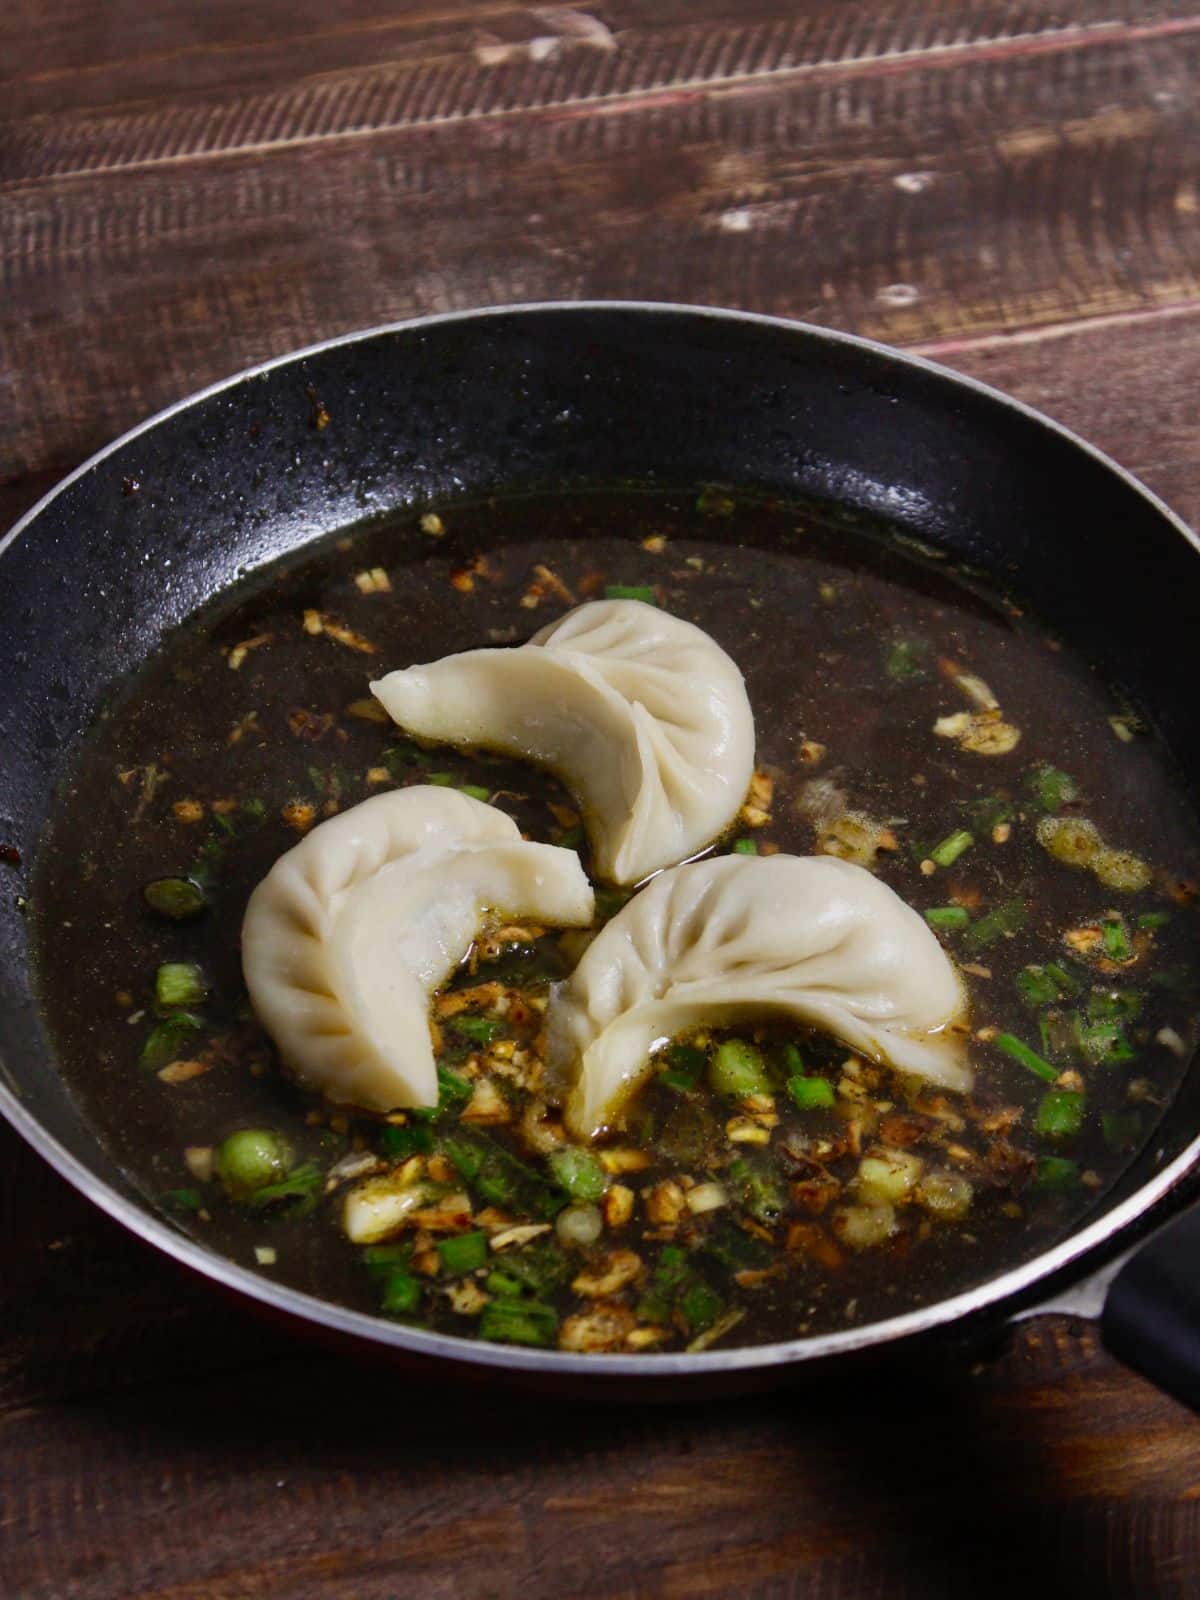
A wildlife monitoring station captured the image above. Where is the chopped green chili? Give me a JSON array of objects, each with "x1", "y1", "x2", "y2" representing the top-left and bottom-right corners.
[
  {"x1": 924, "y1": 905, "x2": 970, "y2": 931},
  {"x1": 1026, "y1": 764, "x2": 1078, "y2": 813},
  {"x1": 930, "y1": 830, "x2": 974, "y2": 868},
  {"x1": 548, "y1": 1147, "x2": 607, "y2": 1202},
  {"x1": 155, "y1": 961, "x2": 208, "y2": 1011},
  {"x1": 437, "y1": 1230, "x2": 488, "y2": 1275},
  {"x1": 709, "y1": 1040, "x2": 772, "y2": 1097},
  {"x1": 1036, "y1": 1090, "x2": 1084, "y2": 1139},
  {"x1": 380, "y1": 1270, "x2": 423, "y2": 1318},
  {"x1": 963, "y1": 898, "x2": 1027, "y2": 950},
  {"x1": 992, "y1": 1032, "x2": 1059, "y2": 1083},
  {"x1": 143, "y1": 877, "x2": 206, "y2": 920},
  {"x1": 478, "y1": 1299, "x2": 558, "y2": 1346},
  {"x1": 731, "y1": 837, "x2": 758, "y2": 855},
  {"x1": 787, "y1": 1074, "x2": 836, "y2": 1111},
  {"x1": 604, "y1": 584, "x2": 657, "y2": 603}
]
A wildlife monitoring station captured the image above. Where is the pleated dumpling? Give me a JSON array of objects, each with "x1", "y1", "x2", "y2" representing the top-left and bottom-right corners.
[
  {"x1": 370, "y1": 599, "x2": 755, "y2": 885},
  {"x1": 545, "y1": 853, "x2": 970, "y2": 1139},
  {"x1": 242, "y1": 787, "x2": 593, "y2": 1112}
]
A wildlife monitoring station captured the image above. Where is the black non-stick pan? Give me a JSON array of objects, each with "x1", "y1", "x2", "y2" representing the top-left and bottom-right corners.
[{"x1": 2, "y1": 304, "x2": 1199, "y2": 1403}]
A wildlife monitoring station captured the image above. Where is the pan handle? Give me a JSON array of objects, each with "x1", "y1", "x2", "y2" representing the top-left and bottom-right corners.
[
  {"x1": 1099, "y1": 1202, "x2": 1200, "y2": 1411},
  {"x1": 1016, "y1": 1197, "x2": 1200, "y2": 1412}
]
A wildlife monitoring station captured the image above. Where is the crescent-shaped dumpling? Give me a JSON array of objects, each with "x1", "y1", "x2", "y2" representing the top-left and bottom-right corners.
[
  {"x1": 242, "y1": 787, "x2": 594, "y2": 1112},
  {"x1": 545, "y1": 853, "x2": 970, "y2": 1140},
  {"x1": 370, "y1": 599, "x2": 755, "y2": 885}
]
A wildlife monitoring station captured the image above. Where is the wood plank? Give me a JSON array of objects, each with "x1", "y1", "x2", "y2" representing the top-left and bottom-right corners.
[
  {"x1": 5, "y1": 0, "x2": 1192, "y2": 127},
  {"x1": 0, "y1": 1262, "x2": 1196, "y2": 1598},
  {"x1": 3, "y1": 20, "x2": 1200, "y2": 483}
]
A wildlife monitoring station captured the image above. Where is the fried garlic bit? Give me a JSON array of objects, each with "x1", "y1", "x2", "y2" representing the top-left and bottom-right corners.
[{"x1": 933, "y1": 661, "x2": 1020, "y2": 754}]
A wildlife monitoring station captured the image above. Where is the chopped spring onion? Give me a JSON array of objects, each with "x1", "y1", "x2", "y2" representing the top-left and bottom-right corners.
[
  {"x1": 1102, "y1": 916, "x2": 1133, "y2": 962},
  {"x1": 426, "y1": 772, "x2": 454, "y2": 786},
  {"x1": 437, "y1": 1230, "x2": 488, "y2": 1275},
  {"x1": 963, "y1": 898, "x2": 1027, "y2": 950},
  {"x1": 214, "y1": 1128, "x2": 293, "y2": 1198},
  {"x1": 160, "y1": 1188, "x2": 202, "y2": 1213},
  {"x1": 362, "y1": 1242, "x2": 412, "y2": 1278},
  {"x1": 380, "y1": 1270, "x2": 423, "y2": 1317},
  {"x1": 708, "y1": 1040, "x2": 772, "y2": 1097},
  {"x1": 658, "y1": 1042, "x2": 705, "y2": 1093},
  {"x1": 930, "y1": 830, "x2": 973, "y2": 868},
  {"x1": 787, "y1": 1074, "x2": 836, "y2": 1111},
  {"x1": 604, "y1": 584, "x2": 657, "y2": 603},
  {"x1": 155, "y1": 961, "x2": 208, "y2": 1010},
  {"x1": 485, "y1": 1270, "x2": 523, "y2": 1298},
  {"x1": 1137, "y1": 910, "x2": 1171, "y2": 930},
  {"x1": 143, "y1": 876, "x2": 207, "y2": 920},
  {"x1": 924, "y1": 905, "x2": 970, "y2": 931},
  {"x1": 731, "y1": 837, "x2": 758, "y2": 855},
  {"x1": 884, "y1": 639, "x2": 929, "y2": 681},
  {"x1": 381, "y1": 1121, "x2": 433, "y2": 1159},
  {"x1": 434, "y1": 1064, "x2": 474, "y2": 1116},
  {"x1": 452, "y1": 1015, "x2": 506, "y2": 1045},
  {"x1": 501, "y1": 1240, "x2": 571, "y2": 1296},
  {"x1": 555, "y1": 1203, "x2": 604, "y2": 1247},
  {"x1": 478, "y1": 1299, "x2": 558, "y2": 1347},
  {"x1": 1016, "y1": 962, "x2": 1078, "y2": 1006},
  {"x1": 1092, "y1": 848, "x2": 1153, "y2": 894},
  {"x1": 1035, "y1": 1156, "x2": 1080, "y2": 1191},
  {"x1": 444, "y1": 1130, "x2": 565, "y2": 1219},
  {"x1": 547, "y1": 1147, "x2": 607, "y2": 1202},
  {"x1": 1076, "y1": 1019, "x2": 1135, "y2": 1066},
  {"x1": 969, "y1": 794, "x2": 1014, "y2": 833},
  {"x1": 728, "y1": 1157, "x2": 785, "y2": 1224},
  {"x1": 247, "y1": 1162, "x2": 322, "y2": 1216},
  {"x1": 1026, "y1": 764, "x2": 1078, "y2": 813},
  {"x1": 992, "y1": 1032, "x2": 1059, "y2": 1083},
  {"x1": 678, "y1": 1281, "x2": 724, "y2": 1334},
  {"x1": 1036, "y1": 1090, "x2": 1085, "y2": 1139},
  {"x1": 1087, "y1": 987, "x2": 1143, "y2": 1022},
  {"x1": 1037, "y1": 815, "x2": 1101, "y2": 868},
  {"x1": 458, "y1": 784, "x2": 491, "y2": 802},
  {"x1": 138, "y1": 1011, "x2": 204, "y2": 1072}
]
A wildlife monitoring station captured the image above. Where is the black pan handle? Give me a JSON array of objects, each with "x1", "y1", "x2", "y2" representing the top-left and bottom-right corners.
[{"x1": 1100, "y1": 1202, "x2": 1200, "y2": 1411}]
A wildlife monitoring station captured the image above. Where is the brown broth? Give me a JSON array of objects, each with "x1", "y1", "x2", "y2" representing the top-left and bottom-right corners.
[{"x1": 32, "y1": 488, "x2": 1200, "y2": 1350}]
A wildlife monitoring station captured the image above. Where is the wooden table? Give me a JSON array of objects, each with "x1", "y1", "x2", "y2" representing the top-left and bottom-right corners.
[{"x1": 3, "y1": 2, "x2": 1199, "y2": 1594}]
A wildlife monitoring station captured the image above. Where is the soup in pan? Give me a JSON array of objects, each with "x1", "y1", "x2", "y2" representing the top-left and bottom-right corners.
[{"x1": 33, "y1": 489, "x2": 1200, "y2": 1353}]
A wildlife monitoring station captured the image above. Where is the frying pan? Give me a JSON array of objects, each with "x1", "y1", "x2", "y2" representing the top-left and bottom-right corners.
[{"x1": 2, "y1": 303, "x2": 1199, "y2": 1404}]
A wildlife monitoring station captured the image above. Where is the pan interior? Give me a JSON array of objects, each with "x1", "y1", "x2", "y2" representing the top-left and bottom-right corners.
[{"x1": 28, "y1": 478, "x2": 1200, "y2": 1355}]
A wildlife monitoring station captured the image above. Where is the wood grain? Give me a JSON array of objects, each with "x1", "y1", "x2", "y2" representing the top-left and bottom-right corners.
[
  {"x1": 4, "y1": 1, "x2": 1200, "y2": 1596},
  {"x1": 3, "y1": 0, "x2": 1200, "y2": 482}
]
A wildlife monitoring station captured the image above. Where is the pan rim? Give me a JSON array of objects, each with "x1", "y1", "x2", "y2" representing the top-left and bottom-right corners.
[{"x1": 2, "y1": 298, "x2": 1198, "y2": 1377}]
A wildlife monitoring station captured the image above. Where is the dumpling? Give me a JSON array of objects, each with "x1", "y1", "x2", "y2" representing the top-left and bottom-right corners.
[
  {"x1": 545, "y1": 853, "x2": 970, "y2": 1139},
  {"x1": 370, "y1": 599, "x2": 755, "y2": 885},
  {"x1": 242, "y1": 786, "x2": 593, "y2": 1112}
]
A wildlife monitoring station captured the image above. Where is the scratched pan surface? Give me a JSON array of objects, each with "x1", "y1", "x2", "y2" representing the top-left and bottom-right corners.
[{"x1": 1, "y1": 304, "x2": 1198, "y2": 1394}]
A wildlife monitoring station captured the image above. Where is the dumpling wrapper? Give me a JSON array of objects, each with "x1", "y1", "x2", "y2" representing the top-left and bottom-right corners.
[
  {"x1": 545, "y1": 853, "x2": 971, "y2": 1140},
  {"x1": 370, "y1": 599, "x2": 755, "y2": 885},
  {"x1": 242, "y1": 787, "x2": 593, "y2": 1112}
]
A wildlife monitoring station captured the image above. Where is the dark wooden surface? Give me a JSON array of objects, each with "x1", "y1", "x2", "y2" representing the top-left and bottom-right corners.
[{"x1": 3, "y1": 2, "x2": 1200, "y2": 1594}]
